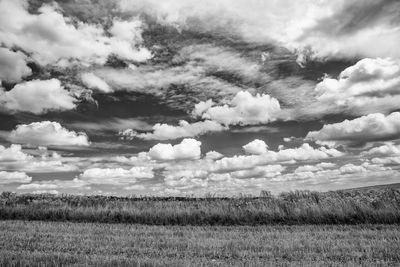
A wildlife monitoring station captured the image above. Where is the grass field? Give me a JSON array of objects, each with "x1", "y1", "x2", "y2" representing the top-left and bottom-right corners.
[
  {"x1": 1, "y1": 186, "x2": 399, "y2": 265},
  {"x1": 1, "y1": 186, "x2": 400, "y2": 225},
  {"x1": 0, "y1": 221, "x2": 399, "y2": 266}
]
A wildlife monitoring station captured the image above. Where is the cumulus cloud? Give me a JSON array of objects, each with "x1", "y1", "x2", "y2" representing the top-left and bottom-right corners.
[
  {"x1": 362, "y1": 142, "x2": 400, "y2": 168},
  {"x1": 121, "y1": 120, "x2": 226, "y2": 140},
  {"x1": 293, "y1": 162, "x2": 337, "y2": 173},
  {"x1": 371, "y1": 156, "x2": 400, "y2": 165},
  {"x1": 211, "y1": 143, "x2": 342, "y2": 172},
  {"x1": 79, "y1": 166, "x2": 153, "y2": 185},
  {"x1": 339, "y1": 162, "x2": 390, "y2": 174},
  {"x1": 108, "y1": 18, "x2": 152, "y2": 62},
  {"x1": 301, "y1": 58, "x2": 400, "y2": 118},
  {"x1": 0, "y1": 145, "x2": 79, "y2": 173},
  {"x1": 148, "y1": 138, "x2": 201, "y2": 161},
  {"x1": 0, "y1": 171, "x2": 32, "y2": 184},
  {"x1": 306, "y1": 112, "x2": 400, "y2": 145},
  {"x1": 243, "y1": 139, "x2": 268, "y2": 155},
  {"x1": 0, "y1": 79, "x2": 77, "y2": 114},
  {"x1": 364, "y1": 143, "x2": 400, "y2": 156},
  {"x1": 81, "y1": 73, "x2": 112, "y2": 93},
  {"x1": 193, "y1": 91, "x2": 283, "y2": 126},
  {"x1": 0, "y1": 0, "x2": 151, "y2": 65},
  {"x1": 8, "y1": 121, "x2": 90, "y2": 147},
  {"x1": 276, "y1": 161, "x2": 392, "y2": 183},
  {"x1": 0, "y1": 47, "x2": 31, "y2": 82},
  {"x1": 0, "y1": 144, "x2": 33, "y2": 162}
]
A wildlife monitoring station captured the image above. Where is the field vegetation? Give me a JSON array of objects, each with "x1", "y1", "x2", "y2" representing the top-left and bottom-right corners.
[
  {"x1": 1, "y1": 221, "x2": 399, "y2": 266},
  {"x1": 1, "y1": 186, "x2": 400, "y2": 225}
]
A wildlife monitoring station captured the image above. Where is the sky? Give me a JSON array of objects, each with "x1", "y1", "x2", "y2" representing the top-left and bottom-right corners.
[{"x1": 0, "y1": 0, "x2": 400, "y2": 196}]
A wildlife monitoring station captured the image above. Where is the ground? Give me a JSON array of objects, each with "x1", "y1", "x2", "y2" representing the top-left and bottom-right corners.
[{"x1": 0, "y1": 220, "x2": 399, "y2": 266}]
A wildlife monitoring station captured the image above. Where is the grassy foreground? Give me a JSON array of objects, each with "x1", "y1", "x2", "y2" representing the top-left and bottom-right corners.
[
  {"x1": 1, "y1": 221, "x2": 399, "y2": 266},
  {"x1": 1, "y1": 187, "x2": 400, "y2": 225}
]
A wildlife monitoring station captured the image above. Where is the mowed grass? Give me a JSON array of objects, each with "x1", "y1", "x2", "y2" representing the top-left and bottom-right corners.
[{"x1": 0, "y1": 221, "x2": 399, "y2": 266}]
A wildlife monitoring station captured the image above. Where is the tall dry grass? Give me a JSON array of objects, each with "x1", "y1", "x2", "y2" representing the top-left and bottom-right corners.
[{"x1": 1, "y1": 188, "x2": 399, "y2": 225}]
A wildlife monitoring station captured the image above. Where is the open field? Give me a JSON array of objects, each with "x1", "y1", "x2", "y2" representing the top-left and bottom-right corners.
[
  {"x1": 1, "y1": 186, "x2": 400, "y2": 225},
  {"x1": 0, "y1": 220, "x2": 399, "y2": 266},
  {"x1": 1, "y1": 186, "x2": 399, "y2": 266}
]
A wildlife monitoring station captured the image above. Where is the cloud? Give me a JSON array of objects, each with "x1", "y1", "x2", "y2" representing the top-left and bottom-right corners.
[
  {"x1": 364, "y1": 143, "x2": 400, "y2": 156},
  {"x1": 338, "y1": 163, "x2": 368, "y2": 174},
  {"x1": 295, "y1": 0, "x2": 400, "y2": 59},
  {"x1": 294, "y1": 162, "x2": 354, "y2": 174},
  {"x1": 118, "y1": 0, "x2": 400, "y2": 60},
  {"x1": 175, "y1": 44, "x2": 266, "y2": 83},
  {"x1": 275, "y1": 161, "x2": 392, "y2": 183},
  {"x1": 2, "y1": 0, "x2": 397, "y2": 71},
  {"x1": 242, "y1": 139, "x2": 268, "y2": 155},
  {"x1": 118, "y1": 0, "x2": 334, "y2": 46},
  {"x1": 229, "y1": 165, "x2": 284, "y2": 179},
  {"x1": 371, "y1": 156, "x2": 400, "y2": 165},
  {"x1": 69, "y1": 118, "x2": 152, "y2": 133},
  {"x1": 211, "y1": 143, "x2": 342, "y2": 172},
  {"x1": 0, "y1": 144, "x2": 78, "y2": 173},
  {"x1": 121, "y1": 120, "x2": 226, "y2": 140},
  {"x1": 205, "y1": 151, "x2": 224, "y2": 160},
  {"x1": 148, "y1": 138, "x2": 201, "y2": 161},
  {"x1": 0, "y1": 144, "x2": 33, "y2": 162},
  {"x1": 81, "y1": 73, "x2": 112, "y2": 93},
  {"x1": 8, "y1": 121, "x2": 90, "y2": 147},
  {"x1": 15, "y1": 159, "x2": 79, "y2": 173},
  {"x1": 193, "y1": 91, "x2": 283, "y2": 126},
  {"x1": 0, "y1": 79, "x2": 77, "y2": 114},
  {"x1": 0, "y1": 0, "x2": 151, "y2": 65},
  {"x1": 295, "y1": 164, "x2": 327, "y2": 173},
  {"x1": 159, "y1": 148, "x2": 394, "y2": 195},
  {"x1": 0, "y1": 47, "x2": 32, "y2": 82},
  {"x1": 300, "y1": 58, "x2": 400, "y2": 118},
  {"x1": 339, "y1": 162, "x2": 390, "y2": 174},
  {"x1": 16, "y1": 178, "x2": 87, "y2": 192},
  {"x1": 306, "y1": 0, "x2": 400, "y2": 37},
  {"x1": 316, "y1": 58, "x2": 400, "y2": 100},
  {"x1": 79, "y1": 166, "x2": 153, "y2": 185},
  {"x1": 18, "y1": 183, "x2": 58, "y2": 190},
  {"x1": 306, "y1": 112, "x2": 400, "y2": 145},
  {"x1": 108, "y1": 18, "x2": 152, "y2": 62},
  {"x1": 109, "y1": 17, "x2": 144, "y2": 42},
  {"x1": 0, "y1": 171, "x2": 32, "y2": 184},
  {"x1": 93, "y1": 62, "x2": 244, "y2": 111}
]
